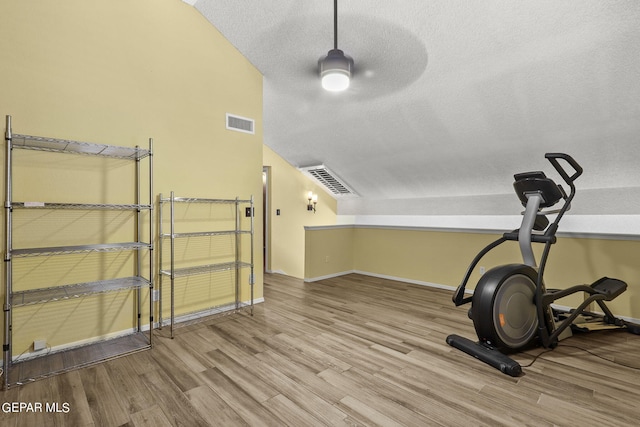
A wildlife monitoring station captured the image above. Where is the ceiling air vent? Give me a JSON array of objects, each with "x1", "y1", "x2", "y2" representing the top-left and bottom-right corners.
[
  {"x1": 299, "y1": 165, "x2": 358, "y2": 198},
  {"x1": 226, "y1": 113, "x2": 255, "y2": 134}
]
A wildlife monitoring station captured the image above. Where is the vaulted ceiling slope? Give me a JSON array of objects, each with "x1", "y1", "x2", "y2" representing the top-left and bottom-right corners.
[{"x1": 188, "y1": 0, "x2": 640, "y2": 215}]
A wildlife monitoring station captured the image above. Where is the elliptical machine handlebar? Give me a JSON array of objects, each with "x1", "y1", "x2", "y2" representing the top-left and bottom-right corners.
[
  {"x1": 545, "y1": 153, "x2": 583, "y2": 185},
  {"x1": 541, "y1": 153, "x2": 582, "y2": 233}
]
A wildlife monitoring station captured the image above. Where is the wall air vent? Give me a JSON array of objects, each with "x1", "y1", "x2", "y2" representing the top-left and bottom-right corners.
[
  {"x1": 299, "y1": 164, "x2": 358, "y2": 198},
  {"x1": 226, "y1": 113, "x2": 255, "y2": 134}
]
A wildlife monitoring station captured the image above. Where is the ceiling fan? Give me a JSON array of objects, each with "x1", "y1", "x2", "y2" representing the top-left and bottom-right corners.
[{"x1": 318, "y1": 0, "x2": 354, "y2": 92}]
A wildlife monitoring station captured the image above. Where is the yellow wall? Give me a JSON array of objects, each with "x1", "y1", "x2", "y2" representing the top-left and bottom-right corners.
[
  {"x1": 352, "y1": 228, "x2": 516, "y2": 287},
  {"x1": 263, "y1": 146, "x2": 337, "y2": 278},
  {"x1": 0, "y1": 0, "x2": 263, "y2": 358},
  {"x1": 305, "y1": 226, "x2": 354, "y2": 279},
  {"x1": 305, "y1": 226, "x2": 640, "y2": 319}
]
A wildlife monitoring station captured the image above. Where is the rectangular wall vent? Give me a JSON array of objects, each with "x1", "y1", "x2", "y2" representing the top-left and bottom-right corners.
[
  {"x1": 299, "y1": 165, "x2": 358, "y2": 198},
  {"x1": 226, "y1": 113, "x2": 255, "y2": 134}
]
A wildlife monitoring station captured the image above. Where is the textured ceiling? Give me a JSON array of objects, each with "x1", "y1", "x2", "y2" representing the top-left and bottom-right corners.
[{"x1": 188, "y1": 0, "x2": 640, "y2": 213}]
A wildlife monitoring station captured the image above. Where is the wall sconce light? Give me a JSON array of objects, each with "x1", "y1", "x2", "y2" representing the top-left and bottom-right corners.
[{"x1": 307, "y1": 191, "x2": 318, "y2": 213}]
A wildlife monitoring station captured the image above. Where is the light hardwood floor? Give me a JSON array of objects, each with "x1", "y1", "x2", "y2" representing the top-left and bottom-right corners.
[{"x1": 2, "y1": 272, "x2": 640, "y2": 426}]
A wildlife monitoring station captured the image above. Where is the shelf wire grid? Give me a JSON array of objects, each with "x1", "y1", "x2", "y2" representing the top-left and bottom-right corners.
[
  {"x1": 11, "y1": 276, "x2": 151, "y2": 307},
  {"x1": 11, "y1": 242, "x2": 151, "y2": 258},
  {"x1": 12, "y1": 202, "x2": 152, "y2": 210},
  {"x1": 12, "y1": 134, "x2": 150, "y2": 160}
]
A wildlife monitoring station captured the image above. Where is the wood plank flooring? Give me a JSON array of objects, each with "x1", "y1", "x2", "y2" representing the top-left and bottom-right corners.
[{"x1": 2, "y1": 272, "x2": 640, "y2": 426}]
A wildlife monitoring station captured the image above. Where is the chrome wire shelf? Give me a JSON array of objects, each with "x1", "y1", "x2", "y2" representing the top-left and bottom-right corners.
[
  {"x1": 12, "y1": 202, "x2": 152, "y2": 210},
  {"x1": 160, "y1": 261, "x2": 252, "y2": 278},
  {"x1": 12, "y1": 242, "x2": 151, "y2": 258},
  {"x1": 158, "y1": 191, "x2": 254, "y2": 339},
  {"x1": 12, "y1": 277, "x2": 151, "y2": 307},
  {"x1": 158, "y1": 301, "x2": 253, "y2": 330},
  {"x1": 9, "y1": 332, "x2": 151, "y2": 387},
  {"x1": 11, "y1": 134, "x2": 150, "y2": 159},
  {"x1": 161, "y1": 230, "x2": 251, "y2": 238},
  {"x1": 160, "y1": 196, "x2": 252, "y2": 204},
  {"x1": 3, "y1": 115, "x2": 155, "y2": 390}
]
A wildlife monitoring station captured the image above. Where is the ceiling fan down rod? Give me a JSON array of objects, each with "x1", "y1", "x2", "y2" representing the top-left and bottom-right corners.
[{"x1": 334, "y1": 0, "x2": 338, "y2": 50}]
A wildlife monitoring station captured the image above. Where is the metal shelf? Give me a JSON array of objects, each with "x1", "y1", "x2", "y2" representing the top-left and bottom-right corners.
[
  {"x1": 159, "y1": 191, "x2": 254, "y2": 338},
  {"x1": 11, "y1": 134, "x2": 150, "y2": 159},
  {"x1": 3, "y1": 115, "x2": 154, "y2": 389},
  {"x1": 160, "y1": 261, "x2": 252, "y2": 278},
  {"x1": 11, "y1": 242, "x2": 151, "y2": 258},
  {"x1": 8, "y1": 332, "x2": 150, "y2": 386},
  {"x1": 160, "y1": 196, "x2": 252, "y2": 204},
  {"x1": 159, "y1": 301, "x2": 254, "y2": 331},
  {"x1": 161, "y1": 230, "x2": 251, "y2": 238},
  {"x1": 12, "y1": 277, "x2": 151, "y2": 307},
  {"x1": 12, "y1": 202, "x2": 152, "y2": 210}
]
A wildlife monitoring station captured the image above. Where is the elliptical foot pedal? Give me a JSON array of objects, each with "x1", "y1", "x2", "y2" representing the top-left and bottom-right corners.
[
  {"x1": 446, "y1": 334, "x2": 522, "y2": 377},
  {"x1": 591, "y1": 277, "x2": 627, "y2": 301}
]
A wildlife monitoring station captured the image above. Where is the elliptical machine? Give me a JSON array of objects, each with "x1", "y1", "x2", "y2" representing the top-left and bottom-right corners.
[{"x1": 447, "y1": 153, "x2": 640, "y2": 376}]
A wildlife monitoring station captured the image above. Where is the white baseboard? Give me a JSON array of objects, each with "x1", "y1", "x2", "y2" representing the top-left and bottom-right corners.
[
  {"x1": 353, "y1": 270, "x2": 458, "y2": 292},
  {"x1": 304, "y1": 269, "x2": 458, "y2": 292},
  {"x1": 304, "y1": 270, "x2": 356, "y2": 282}
]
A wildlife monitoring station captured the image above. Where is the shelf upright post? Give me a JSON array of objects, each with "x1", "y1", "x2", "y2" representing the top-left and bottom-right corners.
[
  {"x1": 170, "y1": 191, "x2": 175, "y2": 339},
  {"x1": 235, "y1": 197, "x2": 240, "y2": 310},
  {"x1": 3, "y1": 115, "x2": 13, "y2": 390},
  {"x1": 135, "y1": 145, "x2": 142, "y2": 333},
  {"x1": 158, "y1": 193, "x2": 163, "y2": 330},
  {"x1": 148, "y1": 138, "x2": 154, "y2": 346},
  {"x1": 250, "y1": 195, "x2": 254, "y2": 316}
]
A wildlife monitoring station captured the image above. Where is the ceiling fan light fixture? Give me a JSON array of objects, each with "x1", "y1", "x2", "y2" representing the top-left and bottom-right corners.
[
  {"x1": 319, "y1": 0, "x2": 353, "y2": 92},
  {"x1": 319, "y1": 49, "x2": 353, "y2": 92}
]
